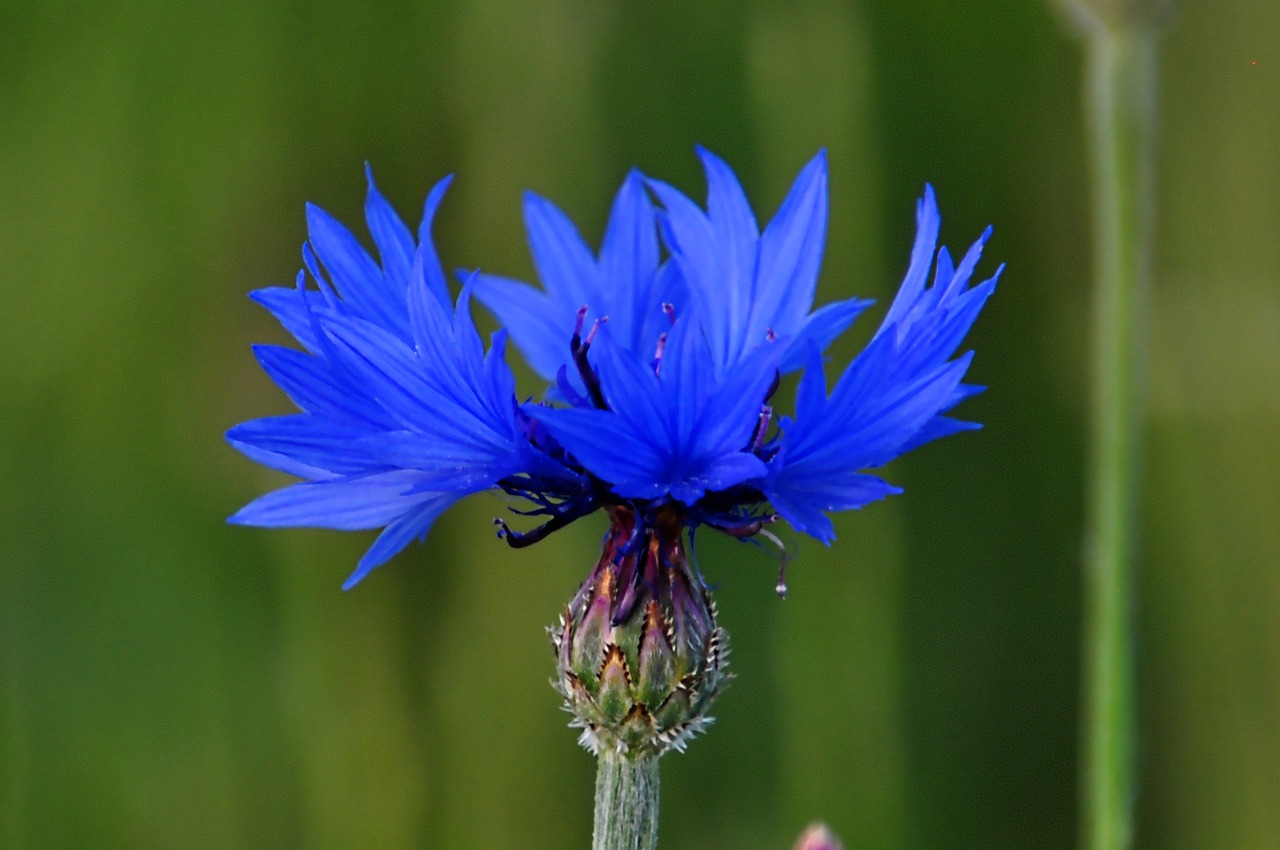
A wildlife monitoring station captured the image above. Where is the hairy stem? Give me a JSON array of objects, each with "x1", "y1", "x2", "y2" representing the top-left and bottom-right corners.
[{"x1": 594, "y1": 751, "x2": 660, "y2": 850}]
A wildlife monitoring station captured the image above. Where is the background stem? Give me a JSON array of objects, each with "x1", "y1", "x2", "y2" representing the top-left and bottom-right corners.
[
  {"x1": 1081, "y1": 19, "x2": 1157, "y2": 850},
  {"x1": 594, "y1": 752, "x2": 660, "y2": 850}
]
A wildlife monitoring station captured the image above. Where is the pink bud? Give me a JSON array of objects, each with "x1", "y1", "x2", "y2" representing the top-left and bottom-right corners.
[{"x1": 792, "y1": 823, "x2": 846, "y2": 850}]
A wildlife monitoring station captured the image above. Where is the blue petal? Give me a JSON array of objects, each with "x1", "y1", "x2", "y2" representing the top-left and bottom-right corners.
[
  {"x1": 532, "y1": 320, "x2": 781, "y2": 504},
  {"x1": 652, "y1": 149, "x2": 840, "y2": 374},
  {"x1": 668, "y1": 453, "x2": 767, "y2": 505},
  {"x1": 895, "y1": 415, "x2": 982, "y2": 456},
  {"x1": 797, "y1": 354, "x2": 973, "y2": 473},
  {"x1": 358, "y1": 429, "x2": 521, "y2": 490},
  {"x1": 227, "y1": 415, "x2": 390, "y2": 476},
  {"x1": 532, "y1": 407, "x2": 666, "y2": 494},
  {"x1": 364, "y1": 164, "x2": 416, "y2": 291},
  {"x1": 321, "y1": 308, "x2": 518, "y2": 455},
  {"x1": 250, "y1": 278, "x2": 327, "y2": 353},
  {"x1": 763, "y1": 185, "x2": 998, "y2": 540},
  {"x1": 252, "y1": 344, "x2": 391, "y2": 429},
  {"x1": 879, "y1": 185, "x2": 941, "y2": 332},
  {"x1": 779, "y1": 296, "x2": 874, "y2": 373},
  {"x1": 599, "y1": 170, "x2": 661, "y2": 349},
  {"x1": 471, "y1": 273, "x2": 567, "y2": 380},
  {"x1": 227, "y1": 439, "x2": 336, "y2": 480},
  {"x1": 473, "y1": 174, "x2": 669, "y2": 384},
  {"x1": 693, "y1": 338, "x2": 781, "y2": 454},
  {"x1": 319, "y1": 311, "x2": 450, "y2": 431},
  {"x1": 306, "y1": 202, "x2": 405, "y2": 336},
  {"x1": 415, "y1": 175, "x2": 455, "y2": 313},
  {"x1": 232, "y1": 169, "x2": 591, "y2": 586},
  {"x1": 343, "y1": 493, "x2": 456, "y2": 589},
  {"x1": 229, "y1": 470, "x2": 442, "y2": 531},
  {"x1": 699, "y1": 147, "x2": 758, "y2": 363},
  {"x1": 751, "y1": 149, "x2": 827, "y2": 340},
  {"x1": 646, "y1": 177, "x2": 725, "y2": 357},
  {"x1": 893, "y1": 279, "x2": 996, "y2": 375},
  {"x1": 768, "y1": 472, "x2": 901, "y2": 544},
  {"x1": 523, "y1": 191, "x2": 598, "y2": 312}
]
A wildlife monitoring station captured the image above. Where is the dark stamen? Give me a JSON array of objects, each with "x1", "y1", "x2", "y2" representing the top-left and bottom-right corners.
[
  {"x1": 662, "y1": 303, "x2": 677, "y2": 325},
  {"x1": 494, "y1": 516, "x2": 565, "y2": 548},
  {"x1": 708, "y1": 514, "x2": 769, "y2": 539},
  {"x1": 570, "y1": 315, "x2": 610, "y2": 410},
  {"x1": 750, "y1": 404, "x2": 773, "y2": 452},
  {"x1": 494, "y1": 498, "x2": 597, "y2": 548},
  {"x1": 570, "y1": 305, "x2": 589, "y2": 348}
]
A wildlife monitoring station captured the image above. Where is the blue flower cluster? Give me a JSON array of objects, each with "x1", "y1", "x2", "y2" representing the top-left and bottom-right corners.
[{"x1": 228, "y1": 149, "x2": 1000, "y2": 589}]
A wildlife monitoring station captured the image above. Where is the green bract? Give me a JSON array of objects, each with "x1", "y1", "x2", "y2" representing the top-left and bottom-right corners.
[{"x1": 551, "y1": 509, "x2": 729, "y2": 758}]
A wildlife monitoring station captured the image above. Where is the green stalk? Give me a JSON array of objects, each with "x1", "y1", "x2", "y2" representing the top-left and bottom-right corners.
[
  {"x1": 593, "y1": 751, "x2": 660, "y2": 850},
  {"x1": 1081, "y1": 19, "x2": 1157, "y2": 850}
]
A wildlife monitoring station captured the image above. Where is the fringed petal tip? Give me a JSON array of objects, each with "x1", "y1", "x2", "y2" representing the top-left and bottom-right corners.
[{"x1": 341, "y1": 495, "x2": 453, "y2": 590}]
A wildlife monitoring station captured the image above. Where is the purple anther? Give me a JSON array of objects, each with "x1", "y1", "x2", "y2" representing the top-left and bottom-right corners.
[
  {"x1": 652, "y1": 332, "x2": 669, "y2": 375},
  {"x1": 662, "y1": 303, "x2": 677, "y2": 325},
  {"x1": 582, "y1": 316, "x2": 607, "y2": 348},
  {"x1": 765, "y1": 326, "x2": 777, "y2": 342}
]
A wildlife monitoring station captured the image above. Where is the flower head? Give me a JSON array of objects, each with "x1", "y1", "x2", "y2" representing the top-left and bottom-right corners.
[{"x1": 229, "y1": 152, "x2": 1000, "y2": 592}]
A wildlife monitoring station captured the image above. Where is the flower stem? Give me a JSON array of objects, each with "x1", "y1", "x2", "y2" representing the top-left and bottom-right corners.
[
  {"x1": 1081, "y1": 19, "x2": 1157, "y2": 850},
  {"x1": 593, "y1": 751, "x2": 660, "y2": 850}
]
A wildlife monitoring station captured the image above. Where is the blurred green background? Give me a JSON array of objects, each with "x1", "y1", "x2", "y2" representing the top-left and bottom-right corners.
[{"x1": 2, "y1": 1, "x2": 1277, "y2": 847}]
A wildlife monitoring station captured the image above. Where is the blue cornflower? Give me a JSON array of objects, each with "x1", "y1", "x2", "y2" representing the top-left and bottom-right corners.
[{"x1": 229, "y1": 151, "x2": 1000, "y2": 599}]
